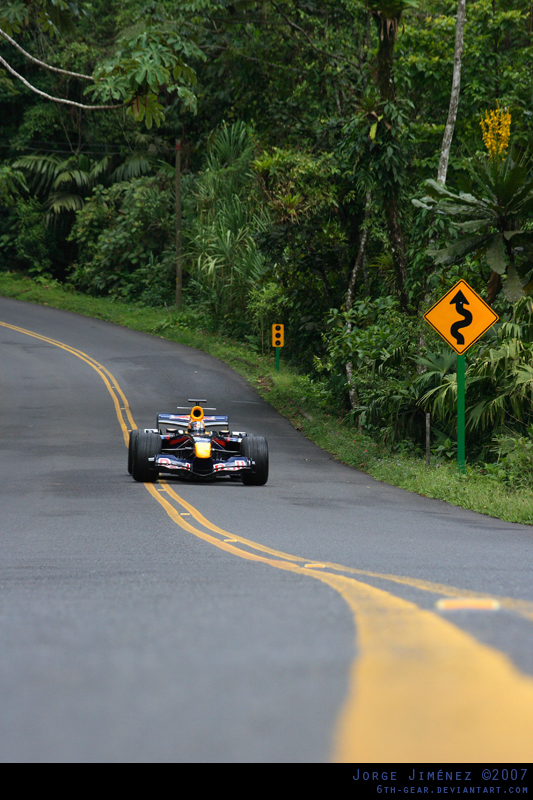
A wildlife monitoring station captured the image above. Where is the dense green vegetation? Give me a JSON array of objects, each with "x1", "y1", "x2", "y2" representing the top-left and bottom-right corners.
[{"x1": 2, "y1": 0, "x2": 533, "y2": 499}]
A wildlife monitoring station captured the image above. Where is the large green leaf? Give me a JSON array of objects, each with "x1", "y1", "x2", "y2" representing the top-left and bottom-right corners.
[
  {"x1": 503, "y1": 265, "x2": 525, "y2": 303},
  {"x1": 423, "y1": 179, "x2": 460, "y2": 201},
  {"x1": 457, "y1": 192, "x2": 480, "y2": 205},
  {"x1": 508, "y1": 174, "x2": 533, "y2": 214},
  {"x1": 495, "y1": 165, "x2": 527, "y2": 208},
  {"x1": 485, "y1": 235, "x2": 508, "y2": 275},
  {"x1": 424, "y1": 180, "x2": 480, "y2": 208},
  {"x1": 428, "y1": 234, "x2": 487, "y2": 266},
  {"x1": 455, "y1": 219, "x2": 489, "y2": 233}
]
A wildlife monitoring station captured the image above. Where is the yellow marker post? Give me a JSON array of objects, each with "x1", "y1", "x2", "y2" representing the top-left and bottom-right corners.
[{"x1": 272, "y1": 324, "x2": 284, "y2": 372}]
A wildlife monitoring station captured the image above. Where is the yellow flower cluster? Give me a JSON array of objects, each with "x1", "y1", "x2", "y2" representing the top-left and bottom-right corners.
[{"x1": 480, "y1": 106, "x2": 511, "y2": 159}]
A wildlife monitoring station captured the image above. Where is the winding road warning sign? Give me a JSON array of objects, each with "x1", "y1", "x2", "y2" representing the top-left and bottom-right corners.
[{"x1": 423, "y1": 280, "x2": 499, "y2": 355}]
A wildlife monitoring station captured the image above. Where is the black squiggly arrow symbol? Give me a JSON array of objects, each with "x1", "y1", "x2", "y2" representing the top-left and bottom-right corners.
[{"x1": 450, "y1": 290, "x2": 473, "y2": 345}]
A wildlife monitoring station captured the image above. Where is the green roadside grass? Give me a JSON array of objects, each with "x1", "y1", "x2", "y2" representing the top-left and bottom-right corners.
[{"x1": 2, "y1": 271, "x2": 533, "y2": 525}]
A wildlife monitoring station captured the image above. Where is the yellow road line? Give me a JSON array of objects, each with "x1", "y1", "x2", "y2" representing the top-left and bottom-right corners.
[
  {"x1": 158, "y1": 481, "x2": 533, "y2": 621},
  {"x1": 0, "y1": 320, "x2": 135, "y2": 443},
  {"x1": 158, "y1": 481, "x2": 311, "y2": 563},
  {"x1": 329, "y1": 572, "x2": 533, "y2": 762},
  {"x1": 436, "y1": 598, "x2": 501, "y2": 611},
  {"x1": 147, "y1": 487, "x2": 533, "y2": 761},
  {"x1": 4, "y1": 317, "x2": 533, "y2": 761}
]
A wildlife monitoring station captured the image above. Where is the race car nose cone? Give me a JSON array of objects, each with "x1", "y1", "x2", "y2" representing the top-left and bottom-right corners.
[{"x1": 194, "y1": 441, "x2": 212, "y2": 458}]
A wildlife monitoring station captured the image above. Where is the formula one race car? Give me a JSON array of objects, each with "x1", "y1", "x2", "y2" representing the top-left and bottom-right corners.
[{"x1": 128, "y1": 400, "x2": 268, "y2": 485}]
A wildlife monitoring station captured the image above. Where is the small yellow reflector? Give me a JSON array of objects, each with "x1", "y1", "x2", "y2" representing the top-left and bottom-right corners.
[
  {"x1": 436, "y1": 598, "x2": 500, "y2": 611},
  {"x1": 194, "y1": 441, "x2": 211, "y2": 458},
  {"x1": 304, "y1": 564, "x2": 325, "y2": 569}
]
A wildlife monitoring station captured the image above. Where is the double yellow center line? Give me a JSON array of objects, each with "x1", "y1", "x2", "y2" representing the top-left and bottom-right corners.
[{"x1": 3, "y1": 318, "x2": 533, "y2": 761}]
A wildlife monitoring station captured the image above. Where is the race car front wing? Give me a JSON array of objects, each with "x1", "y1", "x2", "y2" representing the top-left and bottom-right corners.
[{"x1": 150, "y1": 454, "x2": 253, "y2": 477}]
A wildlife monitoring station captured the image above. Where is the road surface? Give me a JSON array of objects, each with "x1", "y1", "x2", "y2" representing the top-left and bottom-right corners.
[{"x1": 1, "y1": 297, "x2": 532, "y2": 763}]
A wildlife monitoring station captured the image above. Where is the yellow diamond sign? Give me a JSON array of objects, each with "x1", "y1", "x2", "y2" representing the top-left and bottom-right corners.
[{"x1": 424, "y1": 280, "x2": 499, "y2": 355}]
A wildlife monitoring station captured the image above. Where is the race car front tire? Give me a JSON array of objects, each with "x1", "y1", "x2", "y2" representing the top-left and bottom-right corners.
[
  {"x1": 241, "y1": 435, "x2": 269, "y2": 486},
  {"x1": 128, "y1": 429, "x2": 140, "y2": 474},
  {"x1": 131, "y1": 431, "x2": 161, "y2": 483}
]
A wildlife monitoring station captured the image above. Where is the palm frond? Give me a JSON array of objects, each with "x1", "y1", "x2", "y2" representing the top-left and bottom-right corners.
[
  {"x1": 111, "y1": 156, "x2": 153, "y2": 182},
  {"x1": 45, "y1": 193, "x2": 85, "y2": 214},
  {"x1": 13, "y1": 153, "x2": 63, "y2": 194},
  {"x1": 467, "y1": 394, "x2": 507, "y2": 432}
]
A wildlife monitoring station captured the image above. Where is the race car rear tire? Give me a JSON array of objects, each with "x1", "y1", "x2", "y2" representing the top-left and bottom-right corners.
[
  {"x1": 132, "y1": 431, "x2": 161, "y2": 483},
  {"x1": 128, "y1": 429, "x2": 140, "y2": 474},
  {"x1": 241, "y1": 435, "x2": 269, "y2": 486}
]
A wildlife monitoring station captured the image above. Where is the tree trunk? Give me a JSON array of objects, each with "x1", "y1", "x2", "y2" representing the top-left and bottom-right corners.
[
  {"x1": 372, "y1": 11, "x2": 409, "y2": 310},
  {"x1": 345, "y1": 192, "x2": 372, "y2": 409},
  {"x1": 386, "y1": 192, "x2": 409, "y2": 311},
  {"x1": 175, "y1": 139, "x2": 182, "y2": 308},
  {"x1": 437, "y1": 0, "x2": 466, "y2": 185},
  {"x1": 487, "y1": 270, "x2": 501, "y2": 305},
  {"x1": 375, "y1": 17, "x2": 397, "y2": 101},
  {"x1": 346, "y1": 192, "x2": 372, "y2": 314},
  {"x1": 422, "y1": 2, "x2": 467, "y2": 326}
]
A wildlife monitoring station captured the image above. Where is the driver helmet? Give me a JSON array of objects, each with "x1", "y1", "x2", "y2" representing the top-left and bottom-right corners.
[{"x1": 189, "y1": 420, "x2": 206, "y2": 435}]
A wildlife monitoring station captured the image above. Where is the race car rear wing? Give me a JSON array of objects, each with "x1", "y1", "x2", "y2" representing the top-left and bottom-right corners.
[{"x1": 157, "y1": 413, "x2": 230, "y2": 432}]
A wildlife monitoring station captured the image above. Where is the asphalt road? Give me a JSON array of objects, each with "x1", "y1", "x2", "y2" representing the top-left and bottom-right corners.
[{"x1": 1, "y1": 297, "x2": 533, "y2": 764}]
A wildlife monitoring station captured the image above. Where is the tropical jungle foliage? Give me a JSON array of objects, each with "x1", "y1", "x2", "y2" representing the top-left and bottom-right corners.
[{"x1": 1, "y1": 0, "x2": 533, "y2": 472}]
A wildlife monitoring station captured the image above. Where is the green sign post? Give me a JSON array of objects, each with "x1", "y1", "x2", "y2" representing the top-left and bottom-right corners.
[
  {"x1": 457, "y1": 354, "x2": 466, "y2": 472},
  {"x1": 424, "y1": 280, "x2": 498, "y2": 474}
]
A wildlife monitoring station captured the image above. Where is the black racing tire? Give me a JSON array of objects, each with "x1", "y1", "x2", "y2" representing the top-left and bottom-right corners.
[
  {"x1": 128, "y1": 429, "x2": 140, "y2": 475},
  {"x1": 241, "y1": 435, "x2": 269, "y2": 486},
  {"x1": 131, "y1": 431, "x2": 161, "y2": 483}
]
